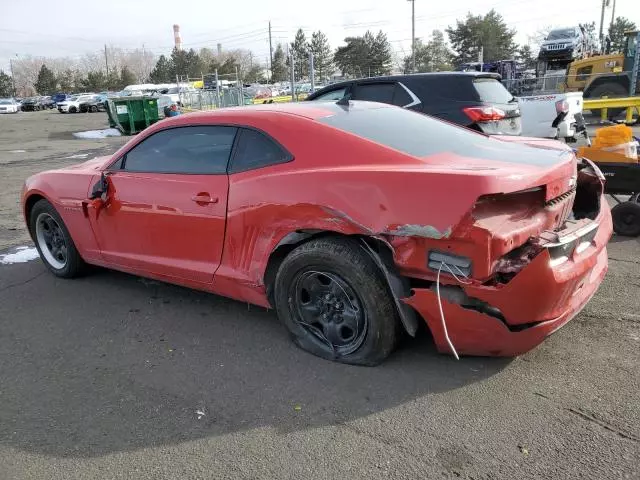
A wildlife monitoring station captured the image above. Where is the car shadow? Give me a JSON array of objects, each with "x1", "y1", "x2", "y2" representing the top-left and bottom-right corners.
[
  {"x1": 0, "y1": 262, "x2": 511, "y2": 458},
  {"x1": 608, "y1": 234, "x2": 640, "y2": 244}
]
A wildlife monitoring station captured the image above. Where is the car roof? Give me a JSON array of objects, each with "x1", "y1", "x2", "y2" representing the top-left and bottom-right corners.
[
  {"x1": 178, "y1": 101, "x2": 391, "y2": 122},
  {"x1": 309, "y1": 72, "x2": 501, "y2": 95}
]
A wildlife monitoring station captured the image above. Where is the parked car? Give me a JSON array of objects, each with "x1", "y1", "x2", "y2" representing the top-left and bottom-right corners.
[
  {"x1": 307, "y1": 72, "x2": 522, "y2": 136},
  {"x1": 51, "y1": 93, "x2": 71, "y2": 105},
  {"x1": 57, "y1": 94, "x2": 97, "y2": 113},
  {"x1": 40, "y1": 96, "x2": 56, "y2": 109},
  {"x1": 538, "y1": 26, "x2": 588, "y2": 62},
  {"x1": 20, "y1": 97, "x2": 45, "y2": 111},
  {"x1": 22, "y1": 101, "x2": 611, "y2": 365},
  {"x1": 79, "y1": 94, "x2": 107, "y2": 113},
  {"x1": 0, "y1": 98, "x2": 21, "y2": 113}
]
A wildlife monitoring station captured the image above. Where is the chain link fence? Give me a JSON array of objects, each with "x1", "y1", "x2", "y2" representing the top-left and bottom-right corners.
[{"x1": 503, "y1": 71, "x2": 637, "y2": 97}]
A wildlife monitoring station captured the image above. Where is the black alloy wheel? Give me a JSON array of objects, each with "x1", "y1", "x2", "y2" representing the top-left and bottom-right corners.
[
  {"x1": 274, "y1": 237, "x2": 399, "y2": 365},
  {"x1": 291, "y1": 270, "x2": 368, "y2": 356}
]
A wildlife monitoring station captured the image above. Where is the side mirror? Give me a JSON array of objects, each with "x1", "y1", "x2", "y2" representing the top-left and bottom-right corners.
[{"x1": 89, "y1": 173, "x2": 110, "y2": 201}]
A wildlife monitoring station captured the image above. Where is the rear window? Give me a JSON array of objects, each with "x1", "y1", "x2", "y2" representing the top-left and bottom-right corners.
[
  {"x1": 317, "y1": 106, "x2": 565, "y2": 166},
  {"x1": 473, "y1": 78, "x2": 514, "y2": 104}
]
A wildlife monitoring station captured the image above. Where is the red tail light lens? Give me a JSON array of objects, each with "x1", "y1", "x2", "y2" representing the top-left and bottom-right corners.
[
  {"x1": 463, "y1": 106, "x2": 506, "y2": 122},
  {"x1": 555, "y1": 99, "x2": 569, "y2": 114}
]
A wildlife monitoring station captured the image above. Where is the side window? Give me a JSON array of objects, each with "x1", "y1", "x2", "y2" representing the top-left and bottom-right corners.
[
  {"x1": 392, "y1": 83, "x2": 420, "y2": 107},
  {"x1": 353, "y1": 83, "x2": 395, "y2": 104},
  {"x1": 122, "y1": 126, "x2": 237, "y2": 174},
  {"x1": 576, "y1": 66, "x2": 593, "y2": 81},
  {"x1": 229, "y1": 128, "x2": 292, "y2": 173},
  {"x1": 312, "y1": 87, "x2": 347, "y2": 101},
  {"x1": 627, "y1": 35, "x2": 637, "y2": 58}
]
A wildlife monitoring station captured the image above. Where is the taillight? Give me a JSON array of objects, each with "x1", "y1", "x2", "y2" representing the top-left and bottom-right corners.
[
  {"x1": 463, "y1": 106, "x2": 506, "y2": 122},
  {"x1": 555, "y1": 99, "x2": 569, "y2": 114}
]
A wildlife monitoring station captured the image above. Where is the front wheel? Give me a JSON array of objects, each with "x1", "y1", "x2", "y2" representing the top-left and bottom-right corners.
[
  {"x1": 29, "y1": 199, "x2": 85, "y2": 277},
  {"x1": 69, "y1": 106, "x2": 77, "y2": 113},
  {"x1": 274, "y1": 237, "x2": 399, "y2": 366}
]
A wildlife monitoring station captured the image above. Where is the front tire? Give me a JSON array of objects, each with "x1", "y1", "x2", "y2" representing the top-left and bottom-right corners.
[
  {"x1": 274, "y1": 237, "x2": 399, "y2": 366},
  {"x1": 69, "y1": 106, "x2": 77, "y2": 113},
  {"x1": 29, "y1": 199, "x2": 85, "y2": 278}
]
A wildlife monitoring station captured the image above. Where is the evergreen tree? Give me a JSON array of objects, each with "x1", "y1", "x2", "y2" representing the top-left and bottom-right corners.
[
  {"x1": 290, "y1": 29, "x2": 309, "y2": 79},
  {"x1": 310, "y1": 30, "x2": 333, "y2": 82},
  {"x1": 446, "y1": 10, "x2": 517, "y2": 65},
  {"x1": 271, "y1": 44, "x2": 287, "y2": 82},
  {"x1": 0, "y1": 70, "x2": 13, "y2": 97},
  {"x1": 149, "y1": 55, "x2": 174, "y2": 83},
  {"x1": 609, "y1": 17, "x2": 637, "y2": 53},
  {"x1": 119, "y1": 66, "x2": 137, "y2": 89},
  {"x1": 34, "y1": 64, "x2": 57, "y2": 94}
]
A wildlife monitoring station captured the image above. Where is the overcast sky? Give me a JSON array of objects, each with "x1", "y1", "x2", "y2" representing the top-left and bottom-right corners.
[{"x1": 1, "y1": 0, "x2": 637, "y2": 71}]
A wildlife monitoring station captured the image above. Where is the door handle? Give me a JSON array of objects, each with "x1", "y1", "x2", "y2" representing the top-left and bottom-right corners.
[{"x1": 191, "y1": 194, "x2": 218, "y2": 204}]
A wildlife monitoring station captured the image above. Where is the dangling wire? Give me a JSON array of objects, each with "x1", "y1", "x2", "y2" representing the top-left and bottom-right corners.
[{"x1": 436, "y1": 262, "x2": 460, "y2": 360}]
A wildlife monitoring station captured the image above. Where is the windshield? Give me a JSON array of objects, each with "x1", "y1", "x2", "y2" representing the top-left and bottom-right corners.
[
  {"x1": 0, "y1": 99, "x2": 13, "y2": 105},
  {"x1": 167, "y1": 87, "x2": 179, "y2": 94},
  {"x1": 547, "y1": 28, "x2": 576, "y2": 40}
]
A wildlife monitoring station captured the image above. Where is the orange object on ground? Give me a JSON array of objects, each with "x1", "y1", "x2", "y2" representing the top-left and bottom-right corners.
[
  {"x1": 592, "y1": 124, "x2": 633, "y2": 148},
  {"x1": 578, "y1": 124, "x2": 638, "y2": 164}
]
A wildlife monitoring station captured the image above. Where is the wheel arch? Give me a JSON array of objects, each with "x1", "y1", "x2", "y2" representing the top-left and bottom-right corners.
[
  {"x1": 263, "y1": 229, "x2": 420, "y2": 336},
  {"x1": 23, "y1": 192, "x2": 48, "y2": 236}
]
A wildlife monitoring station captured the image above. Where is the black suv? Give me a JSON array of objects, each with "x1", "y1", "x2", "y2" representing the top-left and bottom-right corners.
[{"x1": 306, "y1": 72, "x2": 521, "y2": 135}]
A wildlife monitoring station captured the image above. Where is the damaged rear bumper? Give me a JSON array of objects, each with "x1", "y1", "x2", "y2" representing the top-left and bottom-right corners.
[{"x1": 402, "y1": 199, "x2": 612, "y2": 357}]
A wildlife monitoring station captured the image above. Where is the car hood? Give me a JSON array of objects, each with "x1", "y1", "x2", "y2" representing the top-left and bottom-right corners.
[
  {"x1": 542, "y1": 38, "x2": 579, "y2": 46},
  {"x1": 61, "y1": 155, "x2": 113, "y2": 172}
]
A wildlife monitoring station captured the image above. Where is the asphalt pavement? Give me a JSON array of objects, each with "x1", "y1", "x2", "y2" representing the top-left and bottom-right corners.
[{"x1": 0, "y1": 110, "x2": 639, "y2": 480}]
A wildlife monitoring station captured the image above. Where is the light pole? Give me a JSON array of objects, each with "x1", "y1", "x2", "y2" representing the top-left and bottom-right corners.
[
  {"x1": 9, "y1": 54, "x2": 17, "y2": 97},
  {"x1": 408, "y1": 0, "x2": 416, "y2": 73}
]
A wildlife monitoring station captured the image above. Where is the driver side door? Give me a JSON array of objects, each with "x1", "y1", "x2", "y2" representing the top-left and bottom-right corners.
[{"x1": 88, "y1": 125, "x2": 237, "y2": 285}]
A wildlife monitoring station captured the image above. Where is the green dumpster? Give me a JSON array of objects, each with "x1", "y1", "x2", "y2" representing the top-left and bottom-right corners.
[{"x1": 106, "y1": 96, "x2": 160, "y2": 135}]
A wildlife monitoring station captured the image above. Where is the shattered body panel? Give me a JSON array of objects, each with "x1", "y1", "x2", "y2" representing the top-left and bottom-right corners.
[{"x1": 22, "y1": 102, "x2": 612, "y2": 358}]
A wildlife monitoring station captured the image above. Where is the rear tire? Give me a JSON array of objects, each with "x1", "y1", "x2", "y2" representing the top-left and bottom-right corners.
[
  {"x1": 29, "y1": 199, "x2": 85, "y2": 278},
  {"x1": 612, "y1": 202, "x2": 640, "y2": 237},
  {"x1": 587, "y1": 82, "x2": 628, "y2": 118},
  {"x1": 274, "y1": 237, "x2": 399, "y2": 366}
]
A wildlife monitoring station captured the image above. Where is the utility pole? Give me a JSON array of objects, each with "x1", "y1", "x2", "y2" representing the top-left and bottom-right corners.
[
  {"x1": 309, "y1": 52, "x2": 315, "y2": 93},
  {"x1": 142, "y1": 43, "x2": 147, "y2": 82},
  {"x1": 289, "y1": 53, "x2": 296, "y2": 101},
  {"x1": 599, "y1": 0, "x2": 609, "y2": 48},
  {"x1": 104, "y1": 44, "x2": 109, "y2": 77},
  {"x1": 609, "y1": 0, "x2": 616, "y2": 32},
  {"x1": 268, "y1": 21, "x2": 274, "y2": 83},
  {"x1": 408, "y1": 0, "x2": 416, "y2": 73},
  {"x1": 9, "y1": 57, "x2": 17, "y2": 97}
]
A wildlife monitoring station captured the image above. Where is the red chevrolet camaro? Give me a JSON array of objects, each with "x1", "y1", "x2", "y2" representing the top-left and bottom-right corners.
[{"x1": 22, "y1": 101, "x2": 612, "y2": 365}]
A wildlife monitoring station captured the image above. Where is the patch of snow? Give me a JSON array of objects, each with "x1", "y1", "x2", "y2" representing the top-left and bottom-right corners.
[
  {"x1": 64, "y1": 153, "x2": 90, "y2": 159},
  {"x1": 9, "y1": 150, "x2": 26, "y2": 153},
  {"x1": 73, "y1": 128, "x2": 121, "y2": 139},
  {"x1": 0, "y1": 246, "x2": 40, "y2": 265}
]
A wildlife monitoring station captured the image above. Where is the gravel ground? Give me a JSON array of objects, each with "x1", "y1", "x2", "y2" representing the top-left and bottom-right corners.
[{"x1": 0, "y1": 109, "x2": 639, "y2": 480}]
